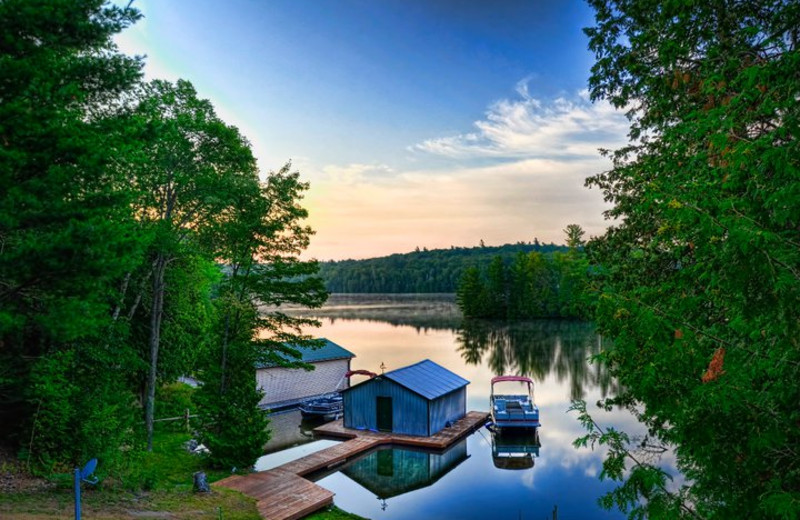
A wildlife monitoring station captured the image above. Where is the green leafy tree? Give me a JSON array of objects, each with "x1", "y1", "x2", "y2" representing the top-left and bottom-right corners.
[
  {"x1": 486, "y1": 256, "x2": 508, "y2": 318},
  {"x1": 0, "y1": 0, "x2": 145, "y2": 465},
  {"x1": 584, "y1": 0, "x2": 800, "y2": 517},
  {"x1": 456, "y1": 266, "x2": 488, "y2": 318},
  {"x1": 195, "y1": 163, "x2": 327, "y2": 469},
  {"x1": 124, "y1": 79, "x2": 261, "y2": 450},
  {"x1": 564, "y1": 223, "x2": 586, "y2": 250}
]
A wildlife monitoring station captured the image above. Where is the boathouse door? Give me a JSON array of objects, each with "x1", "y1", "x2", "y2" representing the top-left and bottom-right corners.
[{"x1": 376, "y1": 396, "x2": 393, "y2": 431}]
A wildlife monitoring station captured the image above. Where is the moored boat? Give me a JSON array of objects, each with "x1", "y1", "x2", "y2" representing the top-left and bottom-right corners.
[
  {"x1": 299, "y1": 392, "x2": 343, "y2": 420},
  {"x1": 490, "y1": 375, "x2": 540, "y2": 430}
]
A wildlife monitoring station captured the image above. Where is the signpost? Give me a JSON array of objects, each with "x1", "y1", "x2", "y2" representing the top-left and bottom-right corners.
[{"x1": 74, "y1": 458, "x2": 98, "y2": 520}]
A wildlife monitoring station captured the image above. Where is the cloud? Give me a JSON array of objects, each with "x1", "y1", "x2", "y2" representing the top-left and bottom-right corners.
[
  {"x1": 299, "y1": 79, "x2": 631, "y2": 260},
  {"x1": 411, "y1": 81, "x2": 629, "y2": 160},
  {"x1": 320, "y1": 163, "x2": 393, "y2": 185},
  {"x1": 303, "y1": 156, "x2": 613, "y2": 260}
]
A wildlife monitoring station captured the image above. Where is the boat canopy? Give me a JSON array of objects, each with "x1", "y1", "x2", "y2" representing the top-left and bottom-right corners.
[
  {"x1": 346, "y1": 369, "x2": 377, "y2": 379},
  {"x1": 491, "y1": 375, "x2": 533, "y2": 385}
]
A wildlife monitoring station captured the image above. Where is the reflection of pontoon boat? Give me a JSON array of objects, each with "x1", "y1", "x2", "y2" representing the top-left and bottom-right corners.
[
  {"x1": 490, "y1": 375, "x2": 540, "y2": 430},
  {"x1": 491, "y1": 429, "x2": 540, "y2": 470}
]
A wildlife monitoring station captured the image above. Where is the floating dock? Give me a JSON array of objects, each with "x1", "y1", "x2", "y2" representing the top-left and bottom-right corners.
[{"x1": 214, "y1": 411, "x2": 489, "y2": 520}]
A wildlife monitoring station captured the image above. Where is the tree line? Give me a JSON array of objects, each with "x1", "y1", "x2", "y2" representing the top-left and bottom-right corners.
[
  {"x1": 456, "y1": 225, "x2": 594, "y2": 320},
  {"x1": 318, "y1": 241, "x2": 566, "y2": 293},
  {"x1": 0, "y1": 0, "x2": 325, "y2": 474}
]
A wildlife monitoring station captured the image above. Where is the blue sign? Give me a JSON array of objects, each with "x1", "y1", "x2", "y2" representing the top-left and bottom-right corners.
[{"x1": 80, "y1": 458, "x2": 97, "y2": 480}]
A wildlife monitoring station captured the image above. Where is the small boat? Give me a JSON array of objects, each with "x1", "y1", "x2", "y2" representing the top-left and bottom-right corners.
[
  {"x1": 299, "y1": 392, "x2": 343, "y2": 420},
  {"x1": 299, "y1": 369, "x2": 376, "y2": 420},
  {"x1": 490, "y1": 375, "x2": 540, "y2": 430}
]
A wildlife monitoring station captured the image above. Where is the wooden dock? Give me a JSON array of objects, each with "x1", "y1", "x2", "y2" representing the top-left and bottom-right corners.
[{"x1": 214, "y1": 411, "x2": 489, "y2": 520}]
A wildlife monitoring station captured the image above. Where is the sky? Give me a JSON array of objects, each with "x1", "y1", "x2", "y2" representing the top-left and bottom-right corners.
[{"x1": 115, "y1": 0, "x2": 630, "y2": 261}]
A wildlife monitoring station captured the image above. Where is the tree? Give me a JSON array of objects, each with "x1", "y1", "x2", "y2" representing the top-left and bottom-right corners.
[
  {"x1": 486, "y1": 256, "x2": 508, "y2": 318},
  {"x1": 456, "y1": 266, "x2": 487, "y2": 318},
  {"x1": 125, "y1": 79, "x2": 261, "y2": 450},
  {"x1": 195, "y1": 163, "x2": 327, "y2": 469},
  {"x1": 0, "y1": 0, "x2": 145, "y2": 465},
  {"x1": 584, "y1": 1, "x2": 800, "y2": 517},
  {"x1": 563, "y1": 224, "x2": 586, "y2": 250}
]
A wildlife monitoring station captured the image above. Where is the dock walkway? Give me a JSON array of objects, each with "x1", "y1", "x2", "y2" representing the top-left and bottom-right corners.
[{"x1": 214, "y1": 411, "x2": 489, "y2": 520}]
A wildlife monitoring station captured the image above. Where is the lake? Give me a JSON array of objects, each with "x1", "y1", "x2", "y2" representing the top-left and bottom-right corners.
[{"x1": 256, "y1": 294, "x2": 668, "y2": 519}]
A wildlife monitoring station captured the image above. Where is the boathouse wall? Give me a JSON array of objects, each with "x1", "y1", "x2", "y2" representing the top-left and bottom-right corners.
[
  {"x1": 342, "y1": 359, "x2": 469, "y2": 437},
  {"x1": 343, "y1": 377, "x2": 429, "y2": 436},
  {"x1": 256, "y1": 338, "x2": 355, "y2": 410},
  {"x1": 429, "y1": 387, "x2": 467, "y2": 434}
]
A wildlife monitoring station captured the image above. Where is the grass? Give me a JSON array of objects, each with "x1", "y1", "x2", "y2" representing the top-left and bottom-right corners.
[
  {"x1": 1, "y1": 429, "x2": 261, "y2": 519},
  {"x1": 1, "y1": 429, "x2": 367, "y2": 520},
  {"x1": 307, "y1": 506, "x2": 369, "y2": 520}
]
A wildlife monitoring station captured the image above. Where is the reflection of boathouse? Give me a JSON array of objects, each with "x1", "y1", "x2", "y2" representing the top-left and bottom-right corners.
[
  {"x1": 256, "y1": 339, "x2": 355, "y2": 409},
  {"x1": 341, "y1": 439, "x2": 469, "y2": 499},
  {"x1": 342, "y1": 359, "x2": 468, "y2": 436}
]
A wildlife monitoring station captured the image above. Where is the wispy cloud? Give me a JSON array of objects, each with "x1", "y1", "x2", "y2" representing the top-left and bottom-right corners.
[
  {"x1": 412, "y1": 81, "x2": 628, "y2": 160},
  {"x1": 298, "y1": 80, "x2": 632, "y2": 260},
  {"x1": 303, "y1": 156, "x2": 613, "y2": 260},
  {"x1": 320, "y1": 163, "x2": 393, "y2": 185}
]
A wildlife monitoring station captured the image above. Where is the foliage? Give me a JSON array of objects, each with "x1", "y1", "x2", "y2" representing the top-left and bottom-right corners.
[
  {"x1": 0, "y1": 1, "x2": 325, "y2": 479},
  {"x1": 319, "y1": 241, "x2": 566, "y2": 293},
  {"x1": 584, "y1": 0, "x2": 800, "y2": 517},
  {"x1": 195, "y1": 164, "x2": 328, "y2": 470},
  {"x1": 307, "y1": 506, "x2": 370, "y2": 520},
  {"x1": 564, "y1": 223, "x2": 586, "y2": 249},
  {"x1": 121, "y1": 78, "x2": 262, "y2": 450},
  {"x1": 456, "y1": 248, "x2": 594, "y2": 320},
  {"x1": 0, "y1": 0, "x2": 145, "y2": 464},
  {"x1": 570, "y1": 400, "x2": 689, "y2": 520}
]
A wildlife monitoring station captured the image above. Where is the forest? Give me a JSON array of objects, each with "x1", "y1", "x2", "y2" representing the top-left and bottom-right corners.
[
  {"x1": 455, "y1": 227, "x2": 593, "y2": 320},
  {"x1": 317, "y1": 241, "x2": 567, "y2": 293},
  {"x1": 0, "y1": 0, "x2": 326, "y2": 477}
]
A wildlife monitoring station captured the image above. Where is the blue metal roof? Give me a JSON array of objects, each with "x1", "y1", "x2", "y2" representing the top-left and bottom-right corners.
[
  {"x1": 258, "y1": 338, "x2": 355, "y2": 368},
  {"x1": 384, "y1": 359, "x2": 469, "y2": 400}
]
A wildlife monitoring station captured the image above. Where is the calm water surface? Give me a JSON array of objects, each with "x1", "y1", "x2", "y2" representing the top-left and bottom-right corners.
[{"x1": 257, "y1": 294, "x2": 670, "y2": 520}]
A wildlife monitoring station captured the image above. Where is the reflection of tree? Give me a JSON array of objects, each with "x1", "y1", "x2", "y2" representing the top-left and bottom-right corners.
[{"x1": 457, "y1": 320, "x2": 618, "y2": 400}]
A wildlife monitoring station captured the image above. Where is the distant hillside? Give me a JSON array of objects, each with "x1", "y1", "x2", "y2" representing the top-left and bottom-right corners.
[{"x1": 318, "y1": 242, "x2": 567, "y2": 293}]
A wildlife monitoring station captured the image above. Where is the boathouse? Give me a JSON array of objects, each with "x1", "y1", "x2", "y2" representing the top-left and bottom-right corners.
[
  {"x1": 256, "y1": 338, "x2": 355, "y2": 410},
  {"x1": 342, "y1": 359, "x2": 468, "y2": 436}
]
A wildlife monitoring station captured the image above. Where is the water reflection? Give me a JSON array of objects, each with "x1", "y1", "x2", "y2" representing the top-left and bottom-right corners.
[
  {"x1": 457, "y1": 320, "x2": 619, "y2": 401},
  {"x1": 264, "y1": 294, "x2": 646, "y2": 518},
  {"x1": 263, "y1": 409, "x2": 323, "y2": 454},
  {"x1": 334, "y1": 439, "x2": 469, "y2": 503},
  {"x1": 281, "y1": 293, "x2": 463, "y2": 332},
  {"x1": 491, "y1": 430, "x2": 540, "y2": 471}
]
